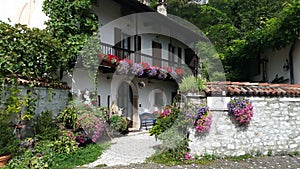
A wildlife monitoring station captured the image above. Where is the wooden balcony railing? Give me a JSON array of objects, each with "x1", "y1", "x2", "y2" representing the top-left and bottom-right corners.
[{"x1": 100, "y1": 42, "x2": 183, "y2": 68}]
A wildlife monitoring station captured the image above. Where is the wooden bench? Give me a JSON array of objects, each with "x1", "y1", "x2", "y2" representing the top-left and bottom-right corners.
[{"x1": 139, "y1": 113, "x2": 156, "y2": 130}]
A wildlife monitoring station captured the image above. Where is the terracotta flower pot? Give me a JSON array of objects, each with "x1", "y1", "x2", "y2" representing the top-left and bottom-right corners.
[{"x1": 0, "y1": 154, "x2": 12, "y2": 168}]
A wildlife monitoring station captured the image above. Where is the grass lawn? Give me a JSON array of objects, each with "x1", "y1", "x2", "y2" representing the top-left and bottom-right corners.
[{"x1": 51, "y1": 143, "x2": 109, "y2": 169}]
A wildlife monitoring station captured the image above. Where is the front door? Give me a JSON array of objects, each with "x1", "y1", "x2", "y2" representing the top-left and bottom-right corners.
[{"x1": 118, "y1": 82, "x2": 133, "y2": 127}]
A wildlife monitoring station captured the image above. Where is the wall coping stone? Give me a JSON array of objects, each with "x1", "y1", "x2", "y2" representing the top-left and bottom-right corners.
[{"x1": 205, "y1": 81, "x2": 300, "y2": 97}]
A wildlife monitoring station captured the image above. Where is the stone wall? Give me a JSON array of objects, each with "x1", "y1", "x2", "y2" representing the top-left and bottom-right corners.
[
  {"x1": 30, "y1": 87, "x2": 69, "y2": 117},
  {"x1": 4, "y1": 86, "x2": 70, "y2": 117},
  {"x1": 189, "y1": 96, "x2": 300, "y2": 157}
]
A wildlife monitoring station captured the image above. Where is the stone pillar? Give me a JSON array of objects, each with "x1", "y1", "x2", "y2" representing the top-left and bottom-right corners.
[{"x1": 132, "y1": 96, "x2": 139, "y2": 129}]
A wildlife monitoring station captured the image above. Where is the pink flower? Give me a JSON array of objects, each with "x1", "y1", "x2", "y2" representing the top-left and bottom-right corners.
[
  {"x1": 185, "y1": 152, "x2": 193, "y2": 160},
  {"x1": 66, "y1": 132, "x2": 71, "y2": 137}
]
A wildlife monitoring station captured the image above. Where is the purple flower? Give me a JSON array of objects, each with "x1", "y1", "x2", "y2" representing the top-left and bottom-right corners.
[
  {"x1": 158, "y1": 68, "x2": 168, "y2": 79},
  {"x1": 148, "y1": 67, "x2": 157, "y2": 77},
  {"x1": 37, "y1": 153, "x2": 42, "y2": 157},
  {"x1": 195, "y1": 113, "x2": 212, "y2": 133},
  {"x1": 132, "y1": 63, "x2": 144, "y2": 76},
  {"x1": 169, "y1": 68, "x2": 178, "y2": 79},
  {"x1": 117, "y1": 60, "x2": 130, "y2": 74},
  {"x1": 228, "y1": 97, "x2": 253, "y2": 124}
]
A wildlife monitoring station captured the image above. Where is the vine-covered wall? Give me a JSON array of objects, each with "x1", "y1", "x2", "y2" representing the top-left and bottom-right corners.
[
  {"x1": 30, "y1": 87, "x2": 69, "y2": 117},
  {"x1": 189, "y1": 96, "x2": 300, "y2": 157},
  {"x1": 1, "y1": 85, "x2": 70, "y2": 117}
]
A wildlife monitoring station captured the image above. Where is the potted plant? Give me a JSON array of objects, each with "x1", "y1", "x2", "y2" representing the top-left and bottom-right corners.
[
  {"x1": 108, "y1": 114, "x2": 128, "y2": 134},
  {"x1": 179, "y1": 75, "x2": 206, "y2": 96}
]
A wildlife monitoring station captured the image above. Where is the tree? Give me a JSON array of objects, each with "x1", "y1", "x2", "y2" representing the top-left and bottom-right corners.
[
  {"x1": 42, "y1": 0, "x2": 98, "y2": 78},
  {"x1": 152, "y1": 0, "x2": 297, "y2": 81},
  {"x1": 0, "y1": 21, "x2": 63, "y2": 80}
]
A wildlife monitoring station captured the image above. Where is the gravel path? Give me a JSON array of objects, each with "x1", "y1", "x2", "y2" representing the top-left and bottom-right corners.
[
  {"x1": 81, "y1": 131, "x2": 162, "y2": 168},
  {"x1": 78, "y1": 131, "x2": 300, "y2": 169}
]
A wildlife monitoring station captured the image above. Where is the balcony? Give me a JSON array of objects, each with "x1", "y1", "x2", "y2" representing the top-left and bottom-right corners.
[{"x1": 100, "y1": 42, "x2": 184, "y2": 68}]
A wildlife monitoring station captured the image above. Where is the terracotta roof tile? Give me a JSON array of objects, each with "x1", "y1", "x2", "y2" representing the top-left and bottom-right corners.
[
  {"x1": 5, "y1": 77, "x2": 70, "y2": 89},
  {"x1": 205, "y1": 82, "x2": 300, "y2": 97}
]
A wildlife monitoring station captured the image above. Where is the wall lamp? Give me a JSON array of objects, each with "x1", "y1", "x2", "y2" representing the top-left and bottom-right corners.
[{"x1": 283, "y1": 59, "x2": 289, "y2": 71}]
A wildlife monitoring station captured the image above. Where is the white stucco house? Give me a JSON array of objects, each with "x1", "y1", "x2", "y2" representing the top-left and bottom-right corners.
[
  {"x1": 251, "y1": 40, "x2": 300, "y2": 84},
  {"x1": 0, "y1": 0, "x2": 206, "y2": 130},
  {"x1": 69, "y1": 0, "x2": 206, "y2": 129}
]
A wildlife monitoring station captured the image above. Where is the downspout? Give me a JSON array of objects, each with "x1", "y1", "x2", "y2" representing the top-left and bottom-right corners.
[{"x1": 289, "y1": 41, "x2": 296, "y2": 84}]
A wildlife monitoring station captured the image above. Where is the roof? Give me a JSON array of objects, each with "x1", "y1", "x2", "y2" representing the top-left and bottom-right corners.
[
  {"x1": 205, "y1": 81, "x2": 300, "y2": 97},
  {"x1": 110, "y1": 0, "x2": 208, "y2": 43},
  {"x1": 112, "y1": 0, "x2": 155, "y2": 12}
]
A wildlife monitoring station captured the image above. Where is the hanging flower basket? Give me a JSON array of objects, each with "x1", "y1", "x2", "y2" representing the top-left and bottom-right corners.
[
  {"x1": 227, "y1": 97, "x2": 254, "y2": 125},
  {"x1": 100, "y1": 60, "x2": 112, "y2": 67}
]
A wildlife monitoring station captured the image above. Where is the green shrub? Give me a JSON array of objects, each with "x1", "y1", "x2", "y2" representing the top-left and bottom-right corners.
[
  {"x1": 56, "y1": 106, "x2": 78, "y2": 129},
  {"x1": 108, "y1": 115, "x2": 128, "y2": 132},
  {"x1": 6, "y1": 140, "x2": 109, "y2": 169},
  {"x1": 6, "y1": 139, "x2": 54, "y2": 168},
  {"x1": 33, "y1": 111, "x2": 61, "y2": 141},
  {"x1": 0, "y1": 120, "x2": 19, "y2": 156},
  {"x1": 149, "y1": 105, "x2": 190, "y2": 163},
  {"x1": 49, "y1": 131, "x2": 78, "y2": 154},
  {"x1": 179, "y1": 75, "x2": 206, "y2": 93}
]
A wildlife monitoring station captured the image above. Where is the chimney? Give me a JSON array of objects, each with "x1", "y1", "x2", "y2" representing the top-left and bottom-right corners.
[
  {"x1": 157, "y1": 0, "x2": 167, "y2": 16},
  {"x1": 138, "y1": 0, "x2": 150, "y2": 6}
]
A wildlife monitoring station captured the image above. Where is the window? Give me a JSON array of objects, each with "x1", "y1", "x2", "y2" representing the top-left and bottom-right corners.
[
  {"x1": 178, "y1": 47, "x2": 182, "y2": 62},
  {"x1": 107, "y1": 95, "x2": 110, "y2": 111},
  {"x1": 168, "y1": 44, "x2": 176, "y2": 66},
  {"x1": 134, "y1": 35, "x2": 142, "y2": 63},
  {"x1": 154, "y1": 92, "x2": 163, "y2": 107},
  {"x1": 98, "y1": 95, "x2": 101, "y2": 107},
  {"x1": 114, "y1": 28, "x2": 131, "y2": 59}
]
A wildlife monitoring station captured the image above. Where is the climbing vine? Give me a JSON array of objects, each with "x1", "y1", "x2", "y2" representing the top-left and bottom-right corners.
[
  {"x1": 79, "y1": 33, "x2": 102, "y2": 91},
  {"x1": 0, "y1": 21, "x2": 63, "y2": 81},
  {"x1": 42, "y1": 0, "x2": 99, "y2": 75}
]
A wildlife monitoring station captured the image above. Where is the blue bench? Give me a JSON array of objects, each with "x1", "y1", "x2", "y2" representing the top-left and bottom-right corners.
[{"x1": 139, "y1": 113, "x2": 156, "y2": 130}]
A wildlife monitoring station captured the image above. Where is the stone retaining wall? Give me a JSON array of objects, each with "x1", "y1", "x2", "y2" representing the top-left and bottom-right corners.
[
  {"x1": 29, "y1": 87, "x2": 69, "y2": 117},
  {"x1": 189, "y1": 96, "x2": 300, "y2": 157},
  {"x1": 2, "y1": 86, "x2": 69, "y2": 117}
]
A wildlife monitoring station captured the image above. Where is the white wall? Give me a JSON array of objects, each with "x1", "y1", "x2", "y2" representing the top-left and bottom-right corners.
[
  {"x1": 292, "y1": 40, "x2": 300, "y2": 84},
  {"x1": 252, "y1": 46, "x2": 291, "y2": 83},
  {"x1": 251, "y1": 39, "x2": 300, "y2": 84},
  {"x1": 141, "y1": 34, "x2": 186, "y2": 66},
  {"x1": 137, "y1": 79, "x2": 177, "y2": 114},
  {"x1": 65, "y1": 67, "x2": 177, "y2": 115},
  {"x1": 190, "y1": 96, "x2": 300, "y2": 157},
  {"x1": 0, "y1": 0, "x2": 47, "y2": 29}
]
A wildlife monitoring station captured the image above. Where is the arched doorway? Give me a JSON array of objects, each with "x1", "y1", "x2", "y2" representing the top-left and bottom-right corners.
[{"x1": 117, "y1": 81, "x2": 139, "y2": 129}]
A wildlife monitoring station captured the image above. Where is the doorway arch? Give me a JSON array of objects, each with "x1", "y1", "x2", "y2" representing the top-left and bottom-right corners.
[{"x1": 117, "y1": 81, "x2": 139, "y2": 129}]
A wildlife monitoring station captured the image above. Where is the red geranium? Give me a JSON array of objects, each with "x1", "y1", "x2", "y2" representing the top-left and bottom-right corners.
[
  {"x1": 174, "y1": 68, "x2": 184, "y2": 75},
  {"x1": 141, "y1": 62, "x2": 150, "y2": 69},
  {"x1": 107, "y1": 54, "x2": 120, "y2": 64},
  {"x1": 162, "y1": 66, "x2": 173, "y2": 73},
  {"x1": 123, "y1": 58, "x2": 133, "y2": 65}
]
